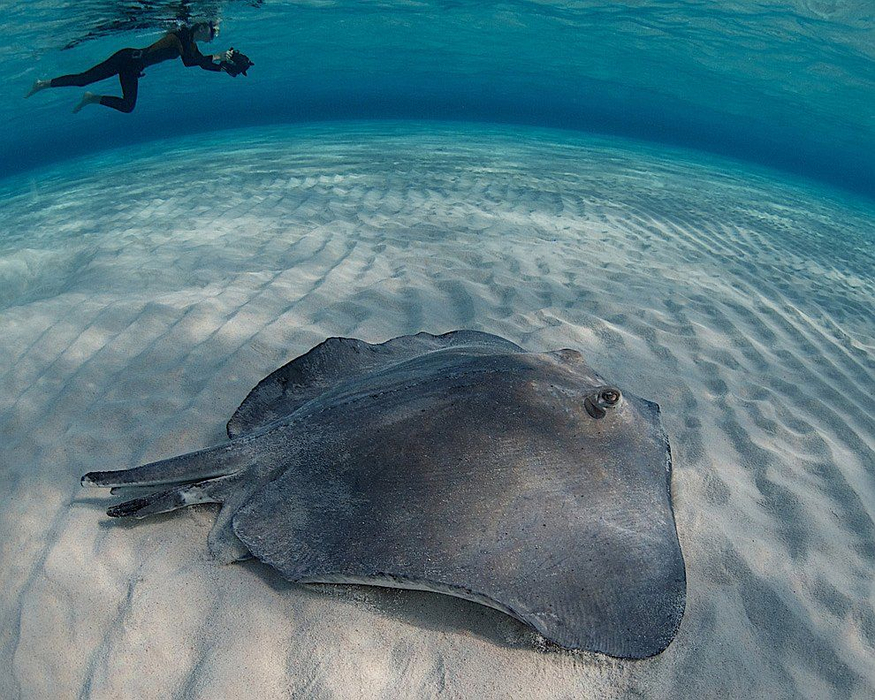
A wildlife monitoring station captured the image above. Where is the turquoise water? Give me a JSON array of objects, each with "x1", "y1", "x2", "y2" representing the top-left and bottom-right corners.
[
  {"x1": 0, "y1": 123, "x2": 873, "y2": 697},
  {"x1": 3, "y1": 1, "x2": 873, "y2": 198},
  {"x1": 1, "y1": 4, "x2": 874, "y2": 698}
]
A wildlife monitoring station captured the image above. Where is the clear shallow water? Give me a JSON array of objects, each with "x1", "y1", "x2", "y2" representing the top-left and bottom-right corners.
[
  {"x1": 0, "y1": 123, "x2": 873, "y2": 698},
  {"x1": 0, "y1": 2, "x2": 874, "y2": 698},
  {"x1": 2, "y1": 1, "x2": 873, "y2": 197}
]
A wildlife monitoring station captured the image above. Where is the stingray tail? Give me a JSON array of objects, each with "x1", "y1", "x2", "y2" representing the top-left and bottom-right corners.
[
  {"x1": 81, "y1": 441, "x2": 247, "y2": 489},
  {"x1": 105, "y1": 476, "x2": 234, "y2": 518}
]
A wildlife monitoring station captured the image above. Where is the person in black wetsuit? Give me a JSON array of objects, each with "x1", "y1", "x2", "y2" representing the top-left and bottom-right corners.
[{"x1": 25, "y1": 20, "x2": 231, "y2": 113}]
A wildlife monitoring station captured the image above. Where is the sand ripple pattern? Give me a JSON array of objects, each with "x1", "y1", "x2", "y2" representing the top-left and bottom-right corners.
[{"x1": 0, "y1": 124, "x2": 872, "y2": 699}]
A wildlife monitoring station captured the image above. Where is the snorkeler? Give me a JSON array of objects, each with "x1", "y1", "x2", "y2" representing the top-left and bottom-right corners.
[{"x1": 25, "y1": 20, "x2": 253, "y2": 113}]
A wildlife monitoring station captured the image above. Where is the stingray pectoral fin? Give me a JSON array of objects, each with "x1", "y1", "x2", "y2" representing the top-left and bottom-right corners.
[
  {"x1": 227, "y1": 330, "x2": 525, "y2": 438},
  {"x1": 82, "y1": 442, "x2": 247, "y2": 489}
]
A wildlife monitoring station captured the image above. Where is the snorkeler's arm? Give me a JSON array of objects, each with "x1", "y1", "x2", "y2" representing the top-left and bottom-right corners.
[{"x1": 180, "y1": 41, "x2": 224, "y2": 71}]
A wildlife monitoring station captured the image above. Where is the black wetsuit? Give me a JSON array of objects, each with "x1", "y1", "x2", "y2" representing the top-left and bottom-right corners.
[{"x1": 49, "y1": 28, "x2": 222, "y2": 113}]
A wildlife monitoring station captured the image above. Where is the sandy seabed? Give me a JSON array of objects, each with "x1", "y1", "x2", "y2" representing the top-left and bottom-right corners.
[{"x1": 0, "y1": 123, "x2": 873, "y2": 699}]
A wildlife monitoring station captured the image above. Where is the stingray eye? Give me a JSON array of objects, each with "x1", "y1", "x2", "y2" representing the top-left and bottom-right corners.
[
  {"x1": 584, "y1": 394, "x2": 605, "y2": 419},
  {"x1": 600, "y1": 389, "x2": 620, "y2": 405},
  {"x1": 585, "y1": 387, "x2": 622, "y2": 419}
]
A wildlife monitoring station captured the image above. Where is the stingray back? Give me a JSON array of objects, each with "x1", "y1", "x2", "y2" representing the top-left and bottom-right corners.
[{"x1": 232, "y1": 351, "x2": 685, "y2": 657}]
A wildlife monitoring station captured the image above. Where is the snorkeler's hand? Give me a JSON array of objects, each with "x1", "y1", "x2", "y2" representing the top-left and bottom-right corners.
[
  {"x1": 214, "y1": 50, "x2": 233, "y2": 63},
  {"x1": 220, "y1": 48, "x2": 254, "y2": 77}
]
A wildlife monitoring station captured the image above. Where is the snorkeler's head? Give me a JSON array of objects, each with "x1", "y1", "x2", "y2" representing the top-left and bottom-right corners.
[{"x1": 191, "y1": 19, "x2": 220, "y2": 42}]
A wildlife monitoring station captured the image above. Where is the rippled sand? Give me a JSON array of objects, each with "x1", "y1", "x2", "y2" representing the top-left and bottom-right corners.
[{"x1": 0, "y1": 123, "x2": 872, "y2": 699}]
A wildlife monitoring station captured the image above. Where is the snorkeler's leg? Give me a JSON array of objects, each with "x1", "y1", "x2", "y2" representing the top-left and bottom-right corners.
[
  {"x1": 48, "y1": 50, "x2": 129, "y2": 88},
  {"x1": 24, "y1": 79, "x2": 50, "y2": 98},
  {"x1": 72, "y1": 92, "x2": 101, "y2": 113},
  {"x1": 96, "y1": 71, "x2": 139, "y2": 113}
]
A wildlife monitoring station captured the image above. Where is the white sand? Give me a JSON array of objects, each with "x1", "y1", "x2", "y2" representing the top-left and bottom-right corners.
[{"x1": 0, "y1": 123, "x2": 872, "y2": 699}]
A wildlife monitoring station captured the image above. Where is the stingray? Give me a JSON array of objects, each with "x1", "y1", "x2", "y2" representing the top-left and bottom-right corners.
[{"x1": 81, "y1": 330, "x2": 685, "y2": 657}]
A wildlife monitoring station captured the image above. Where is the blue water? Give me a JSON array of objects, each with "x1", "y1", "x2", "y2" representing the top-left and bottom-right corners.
[
  {"x1": 1, "y1": 5, "x2": 874, "y2": 696},
  {"x1": 2, "y1": 1, "x2": 873, "y2": 198}
]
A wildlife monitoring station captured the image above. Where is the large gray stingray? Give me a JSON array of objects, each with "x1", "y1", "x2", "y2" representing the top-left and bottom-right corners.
[{"x1": 82, "y1": 330, "x2": 685, "y2": 657}]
